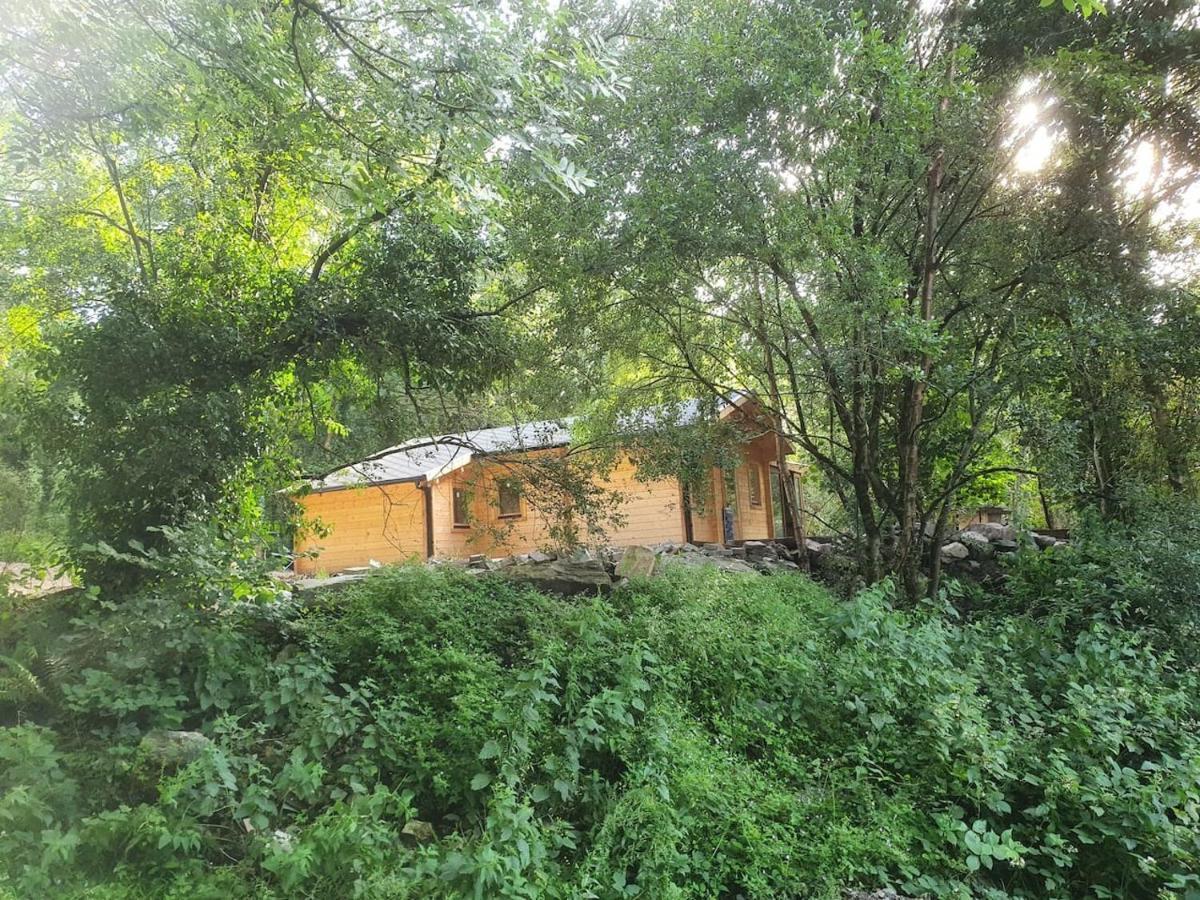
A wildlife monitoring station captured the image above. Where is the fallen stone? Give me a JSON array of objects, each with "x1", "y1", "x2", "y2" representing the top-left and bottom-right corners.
[
  {"x1": 140, "y1": 730, "x2": 212, "y2": 766},
  {"x1": 993, "y1": 539, "x2": 1020, "y2": 553},
  {"x1": 505, "y1": 558, "x2": 612, "y2": 596},
  {"x1": 294, "y1": 572, "x2": 368, "y2": 592},
  {"x1": 528, "y1": 550, "x2": 554, "y2": 563},
  {"x1": 1032, "y1": 532, "x2": 1057, "y2": 550},
  {"x1": 844, "y1": 889, "x2": 918, "y2": 900},
  {"x1": 614, "y1": 545, "x2": 657, "y2": 579},
  {"x1": 958, "y1": 531, "x2": 995, "y2": 560},
  {"x1": 665, "y1": 553, "x2": 758, "y2": 575},
  {"x1": 940, "y1": 541, "x2": 970, "y2": 562},
  {"x1": 400, "y1": 819, "x2": 437, "y2": 844},
  {"x1": 968, "y1": 522, "x2": 1015, "y2": 542}
]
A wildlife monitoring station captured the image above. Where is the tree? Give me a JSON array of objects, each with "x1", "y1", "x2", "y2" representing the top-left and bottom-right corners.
[
  {"x1": 0, "y1": 0, "x2": 622, "y2": 570},
  {"x1": 508, "y1": 0, "x2": 1200, "y2": 598}
]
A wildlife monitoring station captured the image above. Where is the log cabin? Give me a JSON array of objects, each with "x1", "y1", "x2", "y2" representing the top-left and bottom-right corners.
[{"x1": 292, "y1": 397, "x2": 805, "y2": 575}]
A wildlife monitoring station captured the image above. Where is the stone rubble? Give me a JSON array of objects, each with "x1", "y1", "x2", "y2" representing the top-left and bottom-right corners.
[{"x1": 297, "y1": 527, "x2": 1068, "y2": 597}]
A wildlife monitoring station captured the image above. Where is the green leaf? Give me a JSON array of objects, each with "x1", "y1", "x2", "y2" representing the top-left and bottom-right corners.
[
  {"x1": 469, "y1": 773, "x2": 492, "y2": 791},
  {"x1": 478, "y1": 740, "x2": 502, "y2": 760}
]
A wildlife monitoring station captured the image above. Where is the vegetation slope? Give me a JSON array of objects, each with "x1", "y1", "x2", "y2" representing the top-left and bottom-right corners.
[{"x1": 2, "y1": 520, "x2": 1198, "y2": 899}]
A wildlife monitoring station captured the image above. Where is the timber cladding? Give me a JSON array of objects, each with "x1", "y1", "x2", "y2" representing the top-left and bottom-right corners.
[
  {"x1": 292, "y1": 428, "x2": 797, "y2": 574},
  {"x1": 293, "y1": 482, "x2": 426, "y2": 575}
]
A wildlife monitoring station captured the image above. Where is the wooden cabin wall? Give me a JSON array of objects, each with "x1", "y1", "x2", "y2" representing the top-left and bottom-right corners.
[{"x1": 293, "y1": 482, "x2": 426, "y2": 575}]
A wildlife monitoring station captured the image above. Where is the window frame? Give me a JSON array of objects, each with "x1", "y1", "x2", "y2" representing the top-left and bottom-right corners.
[
  {"x1": 497, "y1": 478, "x2": 523, "y2": 520},
  {"x1": 747, "y1": 462, "x2": 764, "y2": 508},
  {"x1": 452, "y1": 486, "x2": 471, "y2": 528}
]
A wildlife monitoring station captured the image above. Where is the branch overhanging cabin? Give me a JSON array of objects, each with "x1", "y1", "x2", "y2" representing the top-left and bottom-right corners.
[{"x1": 291, "y1": 397, "x2": 806, "y2": 575}]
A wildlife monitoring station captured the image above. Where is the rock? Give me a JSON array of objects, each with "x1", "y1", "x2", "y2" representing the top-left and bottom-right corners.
[
  {"x1": 664, "y1": 553, "x2": 758, "y2": 575},
  {"x1": 1032, "y1": 532, "x2": 1057, "y2": 550},
  {"x1": 702, "y1": 542, "x2": 722, "y2": 552},
  {"x1": 958, "y1": 531, "x2": 995, "y2": 560},
  {"x1": 401, "y1": 819, "x2": 437, "y2": 844},
  {"x1": 505, "y1": 559, "x2": 612, "y2": 596},
  {"x1": 993, "y1": 539, "x2": 1020, "y2": 553},
  {"x1": 468, "y1": 554, "x2": 486, "y2": 564},
  {"x1": 731, "y1": 546, "x2": 747, "y2": 560},
  {"x1": 968, "y1": 522, "x2": 1015, "y2": 542},
  {"x1": 614, "y1": 545, "x2": 657, "y2": 579},
  {"x1": 293, "y1": 572, "x2": 368, "y2": 592},
  {"x1": 679, "y1": 543, "x2": 699, "y2": 553},
  {"x1": 528, "y1": 550, "x2": 554, "y2": 563},
  {"x1": 1053, "y1": 540, "x2": 1068, "y2": 550},
  {"x1": 270, "y1": 829, "x2": 295, "y2": 853},
  {"x1": 140, "y1": 730, "x2": 212, "y2": 766},
  {"x1": 940, "y1": 541, "x2": 970, "y2": 562}
]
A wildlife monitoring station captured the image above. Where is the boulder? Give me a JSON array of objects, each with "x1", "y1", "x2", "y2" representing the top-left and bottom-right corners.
[
  {"x1": 505, "y1": 558, "x2": 612, "y2": 596},
  {"x1": 400, "y1": 819, "x2": 437, "y2": 844},
  {"x1": 939, "y1": 541, "x2": 970, "y2": 562},
  {"x1": 993, "y1": 539, "x2": 1020, "y2": 553},
  {"x1": 1032, "y1": 532, "x2": 1057, "y2": 550},
  {"x1": 615, "y1": 545, "x2": 657, "y2": 579},
  {"x1": 140, "y1": 730, "x2": 212, "y2": 766},
  {"x1": 957, "y1": 531, "x2": 995, "y2": 560},
  {"x1": 528, "y1": 550, "x2": 554, "y2": 563},
  {"x1": 968, "y1": 522, "x2": 1015, "y2": 542},
  {"x1": 665, "y1": 553, "x2": 758, "y2": 575}
]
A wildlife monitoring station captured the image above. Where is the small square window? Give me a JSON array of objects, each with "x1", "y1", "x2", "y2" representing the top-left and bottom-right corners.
[
  {"x1": 453, "y1": 487, "x2": 470, "y2": 527},
  {"x1": 498, "y1": 479, "x2": 522, "y2": 518}
]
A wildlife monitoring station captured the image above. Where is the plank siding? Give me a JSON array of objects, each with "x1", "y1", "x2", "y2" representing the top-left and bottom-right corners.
[
  {"x1": 293, "y1": 431, "x2": 795, "y2": 572},
  {"x1": 293, "y1": 482, "x2": 426, "y2": 575}
]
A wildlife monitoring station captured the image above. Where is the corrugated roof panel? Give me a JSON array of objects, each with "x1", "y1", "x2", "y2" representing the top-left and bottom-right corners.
[{"x1": 309, "y1": 397, "x2": 737, "y2": 493}]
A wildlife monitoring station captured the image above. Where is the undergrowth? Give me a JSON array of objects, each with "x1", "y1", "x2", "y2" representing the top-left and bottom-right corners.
[{"x1": 0, "y1": 554, "x2": 1198, "y2": 898}]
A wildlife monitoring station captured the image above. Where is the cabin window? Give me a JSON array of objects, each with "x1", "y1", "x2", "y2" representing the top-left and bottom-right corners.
[
  {"x1": 453, "y1": 487, "x2": 470, "y2": 527},
  {"x1": 497, "y1": 479, "x2": 522, "y2": 518},
  {"x1": 747, "y1": 463, "x2": 763, "y2": 508}
]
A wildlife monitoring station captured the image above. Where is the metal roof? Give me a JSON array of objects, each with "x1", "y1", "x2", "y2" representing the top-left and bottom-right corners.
[
  {"x1": 311, "y1": 419, "x2": 576, "y2": 491},
  {"x1": 307, "y1": 396, "x2": 748, "y2": 493}
]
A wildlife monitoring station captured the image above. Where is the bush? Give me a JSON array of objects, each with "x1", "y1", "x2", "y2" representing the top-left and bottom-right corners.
[
  {"x1": 1005, "y1": 501, "x2": 1200, "y2": 663},
  {"x1": 1, "y1": 561, "x2": 1198, "y2": 897}
]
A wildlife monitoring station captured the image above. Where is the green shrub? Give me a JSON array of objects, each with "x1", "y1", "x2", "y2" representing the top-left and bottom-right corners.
[{"x1": 1, "y1": 561, "x2": 1198, "y2": 897}]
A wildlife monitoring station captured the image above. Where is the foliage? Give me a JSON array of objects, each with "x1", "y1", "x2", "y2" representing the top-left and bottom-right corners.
[
  {"x1": 0, "y1": 0, "x2": 623, "y2": 571},
  {"x1": 1, "y1": 558, "x2": 1197, "y2": 897},
  {"x1": 1005, "y1": 499, "x2": 1200, "y2": 662}
]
